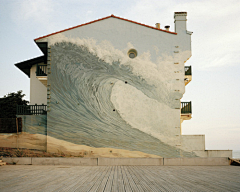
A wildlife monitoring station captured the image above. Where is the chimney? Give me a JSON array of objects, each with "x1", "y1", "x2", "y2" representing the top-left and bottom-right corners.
[
  {"x1": 155, "y1": 23, "x2": 160, "y2": 29},
  {"x1": 174, "y1": 12, "x2": 187, "y2": 33},
  {"x1": 165, "y1": 25, "x2": 170, "y2": 31}
]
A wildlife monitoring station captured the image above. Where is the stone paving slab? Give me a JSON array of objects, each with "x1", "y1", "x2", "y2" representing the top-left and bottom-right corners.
[{"x1": 0, "y1": 165, "x2": 239, "y2": 191}]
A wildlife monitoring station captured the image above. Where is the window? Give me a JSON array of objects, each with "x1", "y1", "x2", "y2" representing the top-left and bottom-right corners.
[{"x1": 128, "y1": 49, "x2": 137, "y2": 59}]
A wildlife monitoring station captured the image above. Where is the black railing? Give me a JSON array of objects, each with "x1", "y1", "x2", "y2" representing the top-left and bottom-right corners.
[
  {"x1": 181, "y1": 102, "x2": 192, "y2": 114},
  {"x1": 17, "y1": 105, "x2": 47, "y2": 115},
  {"x1": 36, "y1": 64, "x2": 47, "y2": 76},
  {"x1": 185, "y1": 66, "x2": 192, "y2": 75}
]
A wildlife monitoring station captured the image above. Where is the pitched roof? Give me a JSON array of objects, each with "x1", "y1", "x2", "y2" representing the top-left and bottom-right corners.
[
  {"x1": 15, "y1": 42, "x2": 48, "y2": 77},
  {"x1": 34, "y1": 14, "x2": 177, "y2": 41},
  {"x1": 15, "y1": 56, "x2": 45, "y2": 77}
]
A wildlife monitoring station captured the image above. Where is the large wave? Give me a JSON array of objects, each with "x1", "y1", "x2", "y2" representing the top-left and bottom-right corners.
[{"x1": 46, "y1": 41, "x2": 195, "y2": 157}]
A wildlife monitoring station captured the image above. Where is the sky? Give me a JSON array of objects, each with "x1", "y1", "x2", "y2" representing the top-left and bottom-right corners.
[{"x1": 0, "y1": 0, "x2": 240, "y2": 150}]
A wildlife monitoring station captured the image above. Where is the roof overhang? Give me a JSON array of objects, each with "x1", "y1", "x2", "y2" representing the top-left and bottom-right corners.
[{"x1": 14, "y1": 42, "x2": 48, "y2": 77}]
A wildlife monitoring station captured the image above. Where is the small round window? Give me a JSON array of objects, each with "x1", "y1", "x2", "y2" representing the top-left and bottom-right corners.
[{"x1": 128, "y1": 49, "x2": 137, "y2": 59}]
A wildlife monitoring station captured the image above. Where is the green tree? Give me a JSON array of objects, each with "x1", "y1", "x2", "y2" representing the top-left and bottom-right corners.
[{"x1": 0, "y1": 91, "x2": 29, "y2": 118}]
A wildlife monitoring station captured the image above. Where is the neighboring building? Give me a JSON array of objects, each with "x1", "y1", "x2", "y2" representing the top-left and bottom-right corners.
[{"x1": 1, "y1": 12, "x2": 231, "y2": 158}]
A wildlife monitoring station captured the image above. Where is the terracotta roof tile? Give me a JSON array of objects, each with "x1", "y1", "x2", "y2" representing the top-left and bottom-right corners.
[{"x1": 34, "y1": 15, "x2": 177, "y2": 41}]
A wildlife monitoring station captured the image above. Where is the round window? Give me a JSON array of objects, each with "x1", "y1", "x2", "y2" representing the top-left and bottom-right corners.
[{"x1": 128, "y1": 49, "x2": 137, "y2": 59}]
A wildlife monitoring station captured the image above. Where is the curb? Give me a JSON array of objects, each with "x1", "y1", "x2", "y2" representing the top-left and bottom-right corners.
[{"x1": 2, "y1": 157, "x2": 230, "y2": 166}]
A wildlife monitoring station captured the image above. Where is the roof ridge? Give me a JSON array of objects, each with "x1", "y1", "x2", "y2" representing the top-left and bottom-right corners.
[{"x1": 34, "y1": 15, "x2": 176, "y2": 41}]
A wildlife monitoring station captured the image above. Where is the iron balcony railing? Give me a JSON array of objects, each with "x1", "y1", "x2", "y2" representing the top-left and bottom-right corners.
[
  {"x1": 185, "y1": 66, "x2": 192, "y2": 76},
  {"x1": 17, "y1": 105, "x2": 47, "y2": 115},
  {"x1": 181, "y1": 102, "x2": 192, "y2": 114},
  {"x1": 36, "y1": 64, "x2": 47, "y2": 76}
]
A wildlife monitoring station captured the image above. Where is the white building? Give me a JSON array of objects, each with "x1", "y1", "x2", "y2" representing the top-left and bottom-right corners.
[{"x1": 12, "y1": 12, "x2": 231, "y2": 158}]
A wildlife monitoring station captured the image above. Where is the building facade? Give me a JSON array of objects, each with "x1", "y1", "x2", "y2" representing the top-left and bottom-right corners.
[{"x1": 1, "y1": 12, "x2": 231, "y2": 158}]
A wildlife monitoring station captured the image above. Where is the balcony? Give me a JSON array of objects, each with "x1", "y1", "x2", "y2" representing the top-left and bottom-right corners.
[
  {"x1": 184, "y1": 66, "x2": 192, "y2": 86},
  {"x1": 181, "y1": 101, "x2": 192, "y2": 122},
  {"x1": 36, "y1": 64, "x2": 47, "y2": 87},
  {"x1": 17, "y1": 105, "x2": 47, "y2": 115}
]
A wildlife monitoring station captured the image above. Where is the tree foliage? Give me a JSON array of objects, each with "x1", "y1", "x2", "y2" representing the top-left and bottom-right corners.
[{"x1": 0, "y1": 90, "x2": 29, "y2": 118}]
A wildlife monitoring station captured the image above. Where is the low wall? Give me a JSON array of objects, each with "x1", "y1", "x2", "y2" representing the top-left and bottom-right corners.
[
  {"x1": 207, "y1": 150, "x2": 232, "y2": 157},
  {"x1": 32, "y1": 157, "x2": 97, "y2": 165},
  {"x1": 2, "y1": 157, "x2": 32, "y2": 165},
  {"x1": 164, "y1": 157, "x2": 230, "y2": 166},
  {"x1": 2, "y1": 157, "x2": 97, "y2": 166},
  {"x1": 194, "y1": 150, "x2": 232, "y2": 158},
  {"x1": 98, "y1": 158, "x2": 163, "y2": 166},
  {"x1": 2, "y1": 157, "x2": 230, "y2": 166},
  {"x1": 0, "y1": 115, "x2": 47, "y2": 151}
]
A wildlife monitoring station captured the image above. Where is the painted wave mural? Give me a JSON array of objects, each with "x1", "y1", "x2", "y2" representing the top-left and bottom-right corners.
[{"x1": 46, "y1": 39, "x2": 196, "y2": 157}]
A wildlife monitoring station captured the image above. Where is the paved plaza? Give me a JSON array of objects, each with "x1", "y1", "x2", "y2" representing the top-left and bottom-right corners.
[{"x1": 0, "y1": 165, "x2": 240, "y2": 191}]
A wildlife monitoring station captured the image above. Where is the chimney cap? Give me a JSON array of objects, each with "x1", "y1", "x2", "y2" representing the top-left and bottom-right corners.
[
  {"x1": 165, "y1": 25, "x2": 170, "y2": 29},
  {"x1": 174, "y1": 12, "x2": 187, "y2": 15},
  {"x1": 174, "y1": 12, "x2": 187, "y2": 18}
]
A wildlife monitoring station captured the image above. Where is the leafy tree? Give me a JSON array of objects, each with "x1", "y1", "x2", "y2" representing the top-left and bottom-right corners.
[{"x1": 0, "y1": 90, "x2": 29, "y2": 118}]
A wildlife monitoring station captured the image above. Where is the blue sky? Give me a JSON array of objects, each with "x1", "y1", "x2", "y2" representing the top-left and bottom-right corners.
[{"x1": 0, "y1": 0, "x2": 240, "y2": 150}]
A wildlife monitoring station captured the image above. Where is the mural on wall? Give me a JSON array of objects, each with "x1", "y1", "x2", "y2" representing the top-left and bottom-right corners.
[
  {"x1": 0, "y1": 15, "x2": 231, "y2": 158},
  {"x1": 45, "y1": 36, "x2": 196, "y2": 158}
]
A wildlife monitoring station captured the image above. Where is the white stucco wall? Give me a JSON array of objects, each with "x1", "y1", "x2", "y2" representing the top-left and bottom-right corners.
[
  {"x1": 180, "y1": 135, "x2": 205, "y2": 152},
  {"x1": 30, "y1": 64, "x2": 47, "y2": 105}
]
